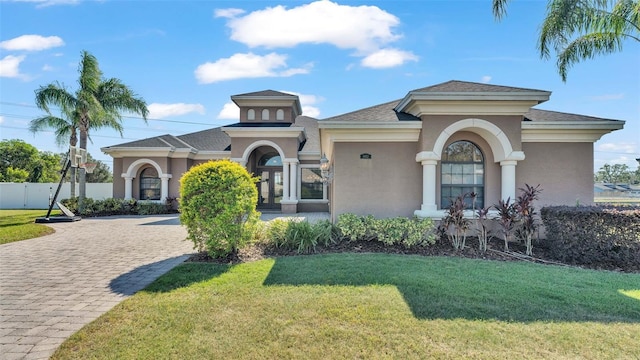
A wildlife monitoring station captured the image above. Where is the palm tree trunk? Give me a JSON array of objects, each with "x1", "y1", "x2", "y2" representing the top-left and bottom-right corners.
[{"x1": 78, "y1": 128, "x2": 88, "y2": 214}]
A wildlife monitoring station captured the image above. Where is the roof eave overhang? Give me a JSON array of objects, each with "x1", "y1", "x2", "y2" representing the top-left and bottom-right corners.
[
  {"x1": 394, "y1": 91, "x2": 551, "y2": 117},
  {"x1": 222, "y1": 126, "x2": 306, "y2": 143},
  {"x1": 101, "y1": 146, "x2": 197, "y2": 159},
  {"x1": 521, "y1": 120, "x2": 625, "y2": 142}
]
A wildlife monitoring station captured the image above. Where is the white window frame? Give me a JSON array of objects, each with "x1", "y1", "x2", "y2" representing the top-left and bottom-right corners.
[{"x1": 297, "y1": 164, "x2": 328, "y2": 203}]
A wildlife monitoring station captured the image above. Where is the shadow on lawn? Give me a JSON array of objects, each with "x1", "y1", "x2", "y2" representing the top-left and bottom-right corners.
[
  {"x1": 109, "y1": 255, "x2": 196, "y2": 295},
  {"x1": 262, "y1": 253, "x2": 640, "y2": 323}
]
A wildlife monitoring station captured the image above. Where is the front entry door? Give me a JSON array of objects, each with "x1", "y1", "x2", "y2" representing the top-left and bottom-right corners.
[{"x1": 257, "y1": 168, "x2": 283, "y2": 210}]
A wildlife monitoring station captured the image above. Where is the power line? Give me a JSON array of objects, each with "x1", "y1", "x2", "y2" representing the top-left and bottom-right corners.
[{"x1": 0, "y1": 101, "x2": 232, "y2": 127}]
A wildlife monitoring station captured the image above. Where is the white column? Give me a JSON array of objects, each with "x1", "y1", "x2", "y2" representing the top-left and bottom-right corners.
[
  {"x1": 420, "y1": 159, "x2": 438, "y2": 213},
  {"x1": 123, "y1": 175, "x2": 133, "y2": 200},
  {"x1": 282, "y1": 160, "x2": 290, "y2": 201},
  {"x1": 500, "y1": 160, "x2": 517, "y2": 202},
  {"x1": 160, "y1": 174, "x2": 172, "y2": 201},
  {"x1": 289, "y1": 160, "x2": 298, "y2": 202}
]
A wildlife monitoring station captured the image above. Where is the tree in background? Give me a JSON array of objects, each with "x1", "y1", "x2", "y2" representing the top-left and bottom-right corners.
[
  {"x1": 35, "y1": 50, "x2": 148, "y2": 212},
  {"x1": 0, "y1": 139, "x2": 60, "y2": 183},
  {"x1": 595, "y1": 163, "x2": 638, "y2": 184},
  {"x1": 493, "y1": 0, "x2": 639, "y2": 81}
]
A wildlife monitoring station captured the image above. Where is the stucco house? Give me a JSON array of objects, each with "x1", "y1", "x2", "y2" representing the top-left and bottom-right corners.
[{"x1": 101, "y1": 80, "x2": 624, "y2": 219}]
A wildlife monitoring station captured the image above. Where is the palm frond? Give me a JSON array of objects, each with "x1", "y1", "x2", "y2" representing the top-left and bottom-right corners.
[
  {"x1": 556, "y1": 31, "x2": 624, "y2": 80},
  {"x1": 493, "y1": 0, "x2": 511, "y2": 20}
]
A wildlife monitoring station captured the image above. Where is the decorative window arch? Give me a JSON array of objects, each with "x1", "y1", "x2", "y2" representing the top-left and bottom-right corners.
[
  {"x1": 140, "y1": 167, "x2": 161, "y2": 200},
  {"x1": 262, "y1": 109, "x2": 270, "y2": 121},
  {"x1": 247, "y1": 109, "x2": 255, "y2": 121},
  {"x1": 441, "y1": 140, "x2": 484, "y2": 208},
  {"x1": 258, "y1": 152, "x2": 282, "y2": 166},
  {"x1": 276, "y1": 109, "x2": 284, "y2": 121}
]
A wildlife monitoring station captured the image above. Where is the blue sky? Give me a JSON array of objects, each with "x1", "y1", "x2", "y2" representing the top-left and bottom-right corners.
[{"x1": 1, "y1": 0, "x2": 638, "y2": 172}]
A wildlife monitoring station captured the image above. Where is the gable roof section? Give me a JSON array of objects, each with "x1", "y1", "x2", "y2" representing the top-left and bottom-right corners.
[
  {"x1": 295, "y1": 116, "x2": 321, "y2": 155},
  {"x1": 102, "y1": 127, "x2": 231, "y2": 155},
  {"x1": 412, "y1": 80, "x2": 548, "y2": 93},
  {"x1": 232, "y1": 89, "x2": 296, "y2": 97},
  {"x1": 322, "y1": 99, "x2": 420, "y2": 123}
]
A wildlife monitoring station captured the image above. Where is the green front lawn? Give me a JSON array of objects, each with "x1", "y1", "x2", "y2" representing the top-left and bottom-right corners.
[
  {"x1": 0, "y1": 209, "x2": 61, "y2": 245},
  {"x1": 53, "y1": 253, "x2": 640, "y2": 359}
]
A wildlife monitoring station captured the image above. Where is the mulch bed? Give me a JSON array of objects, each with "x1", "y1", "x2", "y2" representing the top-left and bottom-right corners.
[{"x1": 186, "y1": 236, "x2": 633, "y2": 272}]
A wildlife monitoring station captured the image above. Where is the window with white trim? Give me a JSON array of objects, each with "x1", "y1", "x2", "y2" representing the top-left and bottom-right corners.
[
  {"x1": 247, "y1": 109, "x2": 255, "y2": 120},
  {"x1": 276, "y1": 109, "x2": 284, "y2": 121},
  {"x1": 262, "y1": 109, "x2": 270, "y2": 120},
  {"x1": 441, "y1": 141, "x2": 484, "y2": 208},
  {"x1": 300, "y1": 168, "x2": 323, "y2": 200},
  {"x1": 140, "y1": 167, "x2": 161, "y2": 200}
]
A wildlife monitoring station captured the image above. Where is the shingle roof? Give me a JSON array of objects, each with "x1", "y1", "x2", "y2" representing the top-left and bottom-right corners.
[
  {"x1": 177, "y1": 127, "x2": 230, "y2": 151},
  {"x1": 411, "y1": 80, "x2": 548, "y2": 93},
  {"x1": 524, "y1": 108, "x2": 623, "y2": 122},
  {"x1": 232, "y1": 90, "x2": 296, "y2": 97},
  {"x1": 321, "y1": 99, "x2": 420, "y2": 122},
  {"x1": 295, "y1": 116, "x2": 320, "y2": 153}
]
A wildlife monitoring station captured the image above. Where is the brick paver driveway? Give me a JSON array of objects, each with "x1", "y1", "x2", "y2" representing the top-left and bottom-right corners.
[{"x1": 0, "y1": 215, "x2": 195, "y2": 360}]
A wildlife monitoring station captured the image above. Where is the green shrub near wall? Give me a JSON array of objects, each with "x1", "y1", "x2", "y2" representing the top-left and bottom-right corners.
[
  {"x1": 179, "y1": 160, "x2": 260, "y2": 258},
  {"x1": 61, "y1": 197, "x2": 169, "y2": 217},
  {"x1": 541, "y1": 206, "x2": 640, "y2": 271}
]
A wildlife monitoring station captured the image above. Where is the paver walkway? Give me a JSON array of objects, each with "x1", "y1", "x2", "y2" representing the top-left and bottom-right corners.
[{"x1": 0, "y1": 215, "x2": 195, "y2": 360}]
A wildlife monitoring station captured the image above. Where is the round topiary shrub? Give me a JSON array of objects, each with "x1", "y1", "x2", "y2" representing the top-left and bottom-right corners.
[{"x1": 179, "y1": 159, "x2": 260, "y2": 258}]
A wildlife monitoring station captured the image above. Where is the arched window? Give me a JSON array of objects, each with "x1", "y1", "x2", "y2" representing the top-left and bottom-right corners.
[
  {"x1": 262, "y1": 109, "x2": 270, "y2": 121},
  {"x1": 441, "y1": 141, "x2": 484, "y2": 208},
  {"x1": 258, "y1": 152, "x2": 282, "y2": 166},
  {"x1": 247, "y1": 109, "x2": 255, "y2": 121},
  {"x1": 276, "y1": 109, "x2": 284, "y2": 121},
  {"x1": 140, "y1": 167, "x2": 161, "y2": 200}
]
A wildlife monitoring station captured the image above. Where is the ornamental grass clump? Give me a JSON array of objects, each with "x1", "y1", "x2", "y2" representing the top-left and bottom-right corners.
[{"x1": 179, "y1": 160, "x2": 260, "y2": 258}]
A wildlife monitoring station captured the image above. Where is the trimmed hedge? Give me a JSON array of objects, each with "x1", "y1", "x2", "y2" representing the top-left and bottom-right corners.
[
  {"x1": 61, "y1": 197, "x2": 174, "y2": 217},
  {"x1": 541, "y1": 206, "x2": 640, "y2": 271},
  {"x1": 336, "y1": 213, "x2": 436, "y2": 248}
]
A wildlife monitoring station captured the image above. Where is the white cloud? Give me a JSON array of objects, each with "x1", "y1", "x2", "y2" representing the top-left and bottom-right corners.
[
  {"x1": 0, "y1": 116, "x2": 4, "y2": 124},
  {"x1": 0, "y1": 55, "x2": 26, "y2": 78},
  {"x1": 360, "y1": 48, "x2": 418, "y2": 69},
  {"x1": 195, "y1": 52, "x2": 311, "y2": 83},
  {"x1": 597, "y1": 142, "x2": 636, "y2": 154},
  {"x1": 481, "y1": 75, "x2": 492, "y2": 83},
  {"x1": 214, "y1": 8, "x2": 245, "y2": 18},
  {"x1": 0, "y1": 35, "x2": 64, "y2": 51},
  {"x1": 217, "y1": 102, "x2": 240, "y2": 120},
  {"x1": 220, "y1": 1, "x2": 402, "y2": 54},
  {"x1": 42, "y1": 64, "x2": 53, "y2": 71},
  {"x1": 280, "y1": 90, "x2": 323, "y2": 117},
  {"x1": 148, "y1": 103, "x2": 205, "y2": 119},
  {"x1": 6, "y1": 0, "x2": 80, "y2": 8},
  {"x1": 590, "y1": 93, "x2": 625, "y2": 101}
]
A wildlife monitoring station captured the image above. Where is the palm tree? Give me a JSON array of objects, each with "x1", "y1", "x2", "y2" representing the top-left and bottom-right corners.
[
  {"x1": 493, "y1": 0, "x2": 639, "y2": 81},
  {"x1": 30, "y1": 102, "x2": 79, "y2": 197},
  {"x1": 35, "y1": 50, "x2": 148, "y2": 211}
]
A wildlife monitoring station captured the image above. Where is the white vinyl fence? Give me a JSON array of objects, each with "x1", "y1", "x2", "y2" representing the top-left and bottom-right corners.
[{"x1": 0, "y1": 182, "x2": 113, "y2": 209}]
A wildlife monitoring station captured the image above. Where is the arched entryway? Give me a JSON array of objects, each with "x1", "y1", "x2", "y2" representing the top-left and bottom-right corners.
[{"x1": 256, "y1": 151, "x2": 284, "y2": 210}]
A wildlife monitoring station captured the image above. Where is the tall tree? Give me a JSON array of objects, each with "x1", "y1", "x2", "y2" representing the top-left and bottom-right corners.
[
  {"x1": 29, "y1": 105, "x2": 79, "y2": 196},
  {"x1": 35, "y1": 50, "x2": 148, "y2": 211},
  {"x1": 493, "y1": 0, "x2": 639, "y2": 81}
]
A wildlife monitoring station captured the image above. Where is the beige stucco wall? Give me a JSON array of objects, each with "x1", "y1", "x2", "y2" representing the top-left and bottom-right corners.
[
  {"x1": 239, "y1": 106, "x2": 295, "y2": 123},
  {"x1": 437, "y1": 131, "x2": 501, "y2": 209},
  {"x1": 332, "y1": 142, "x2": 421, "y2": 218},
  {"x1": 230, "y1": 137, "x2": 300, "y2": 159},
  {"x1": 419, "y1": 115, "x2": 522, "y2": 153},
  {"x1": 112, "y1": 158, "x2": 124, "y2": 198},
  {"x1": 517, "y1": 142, "x2": 594, "y2": 206},
  {"x1": 169, "y1": 158, "x2": 190, "y2": 198}
]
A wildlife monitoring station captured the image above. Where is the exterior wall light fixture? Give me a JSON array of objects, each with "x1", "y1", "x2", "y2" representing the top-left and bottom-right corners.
[{"x1": 320, "y1": 153, "x2": 333, "y2": 183}]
